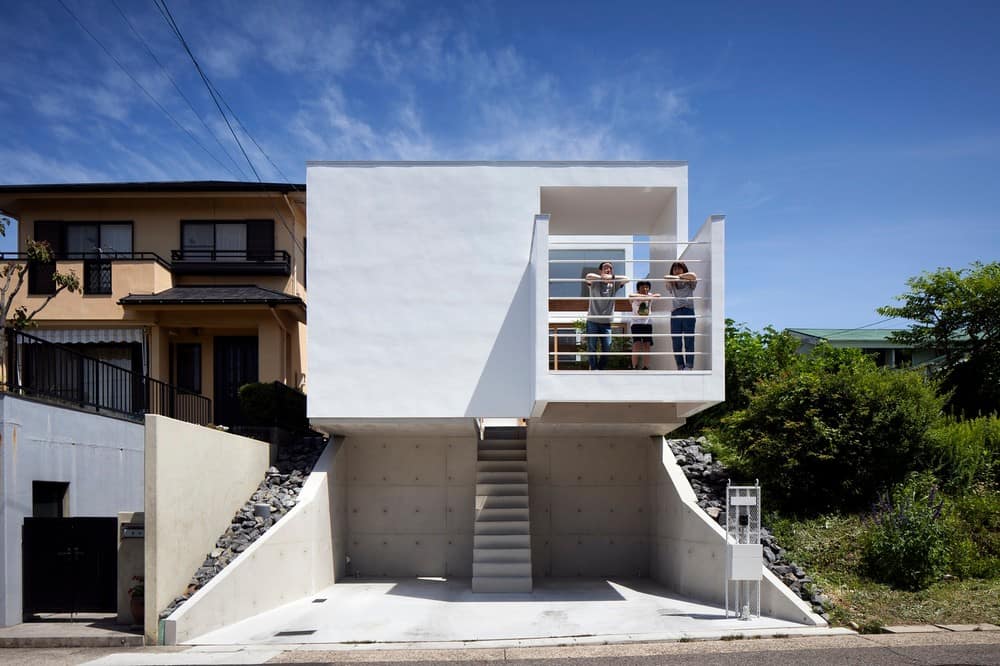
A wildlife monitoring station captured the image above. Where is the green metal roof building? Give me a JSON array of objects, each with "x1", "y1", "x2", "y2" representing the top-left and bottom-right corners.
[{"x1": 785, "y1": 328, "x2": 939, "y2": 368}]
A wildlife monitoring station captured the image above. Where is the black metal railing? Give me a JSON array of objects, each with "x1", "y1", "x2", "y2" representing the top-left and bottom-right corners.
[
  {"x1": 170, "y1": 249, "x2": 291, "y2": 275},
  {"x1": 4, "y1": 329, "x2": 211, "y2": 425}
]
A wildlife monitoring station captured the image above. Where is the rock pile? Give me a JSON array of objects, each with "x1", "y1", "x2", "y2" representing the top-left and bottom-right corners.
[
  {"x1": 666, "y1": 438, "x2": 830, "y2": 622},
  {"x1": 160, "y1": 434, "x2": 327, "y2": 620}
]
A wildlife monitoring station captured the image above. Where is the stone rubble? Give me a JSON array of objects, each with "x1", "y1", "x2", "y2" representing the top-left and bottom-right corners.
[
  {"x1": 160, "y1": 434, "x2": 327, "y2": 620},
  {"x1": 666, "y1": 437, "x2": 831, "y2": 622}
]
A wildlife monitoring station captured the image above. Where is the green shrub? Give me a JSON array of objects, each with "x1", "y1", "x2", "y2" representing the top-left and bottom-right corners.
[
  {"x1": 717, "y1": 345, "x2": 945, "y2": 514},
  {"x1": 927, "y1": 415, "x2": 1000, "y2": 492},
  {"x1": 949, "y1": 487, "x2": 1000, "y2": 578},
  {"x1": 863, "y1": 473, "x2": 949, "y2": 590},
  {"x1": 238, "y1": 382, "x2": 307, "y2": 433}
]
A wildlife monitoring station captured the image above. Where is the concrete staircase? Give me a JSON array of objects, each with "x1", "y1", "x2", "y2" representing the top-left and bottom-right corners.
[{"x1": 472, "y1": 424, "x2": 532, "y2": 593}]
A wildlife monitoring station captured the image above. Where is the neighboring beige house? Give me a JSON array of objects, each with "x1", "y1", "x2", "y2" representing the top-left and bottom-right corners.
[{"x1": 0, "y1": 181, "x2": 307, "y2": 425}]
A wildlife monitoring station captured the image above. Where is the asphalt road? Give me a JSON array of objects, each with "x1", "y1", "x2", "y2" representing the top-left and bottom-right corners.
[{"x1": 1, "y1": 632, "x2": 999, "y2": 665}]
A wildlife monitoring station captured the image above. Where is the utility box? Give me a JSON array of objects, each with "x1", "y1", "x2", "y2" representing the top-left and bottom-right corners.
[{"x1": 725, "y1": 481, "x2": 761, "y2": 619}]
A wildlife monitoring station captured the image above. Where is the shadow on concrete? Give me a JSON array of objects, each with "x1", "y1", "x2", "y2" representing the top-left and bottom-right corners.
[{"x1": 383, "y1": 576, "x2": 627, "y2": 602}]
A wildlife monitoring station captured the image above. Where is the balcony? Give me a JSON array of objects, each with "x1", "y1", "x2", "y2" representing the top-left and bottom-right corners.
[
  {"x1": 170, "y1": 249, "x2": 291, "y2": 276},
  {"x1": 4, "y1": 328, "x2": 211, "y2": 425},
  {"x1": 530, "y1": 214, "x2": 726, "y2": 420}
]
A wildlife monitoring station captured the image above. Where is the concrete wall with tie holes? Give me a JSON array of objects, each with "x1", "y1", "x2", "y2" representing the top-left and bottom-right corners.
[
  {"x1": 342, "y1": 432, "x2": 655, "y2": 579},
  {"x1": 343, "y1": 434, "x2": 478, "y2": 577},
  {"x1": 528, "y1": 434, "x2": 653, "y2": 577}
]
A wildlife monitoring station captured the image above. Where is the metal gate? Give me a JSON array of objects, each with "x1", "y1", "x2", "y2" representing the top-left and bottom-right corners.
[{"x1": 22, "y1": 517, "x2": 118, "y2": 616}]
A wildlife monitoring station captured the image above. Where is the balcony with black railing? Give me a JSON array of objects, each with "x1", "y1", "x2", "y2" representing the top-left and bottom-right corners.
[
  {"x1": 170, "y1": 249, "x2": 291, "y2": 276},
  {"x1": 4, "y1": 328, "x2": 211, "y2": 426}
]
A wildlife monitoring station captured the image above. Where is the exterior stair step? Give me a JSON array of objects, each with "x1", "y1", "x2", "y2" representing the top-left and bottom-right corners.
[
  {"x1": 476, "y1": 471, "x2": 528, "y2": 484},
  {"x1": 472, "y1": 576, "x2": 532, "y2": 593},
  {"x1": 478, "y1": 495, "x2": 529, "y2": 510},
  {"x1": 475, "y1": 507, "x2": 529, "y2": 522},
  {"x1": 472, "y1": 561, "x2": 532, "y2": 577},
  {"x1": 476, "y1": 460, "x2": 527, "y2": 473},
  {"x1": 473, "y1": 547, "x2": 531, "y2": 563},
  {"x1": 477, "y1": 449, "x2": 527, "y2": 461},
  {"x1": 478, "y1": 440, "x2": 527, "y2": 451},
  {"x1": 474, "y1": 520, "x2": 529, "y2": 535},
  {"x1": 476, "y1": 483, "x2": 528, "y2": 496},
  {"x1": 481, "y1": 426, "x2": 527, "y2": 440},
  {"x1": 474, "y1": 534, "x2": 530, "y2": 549}
]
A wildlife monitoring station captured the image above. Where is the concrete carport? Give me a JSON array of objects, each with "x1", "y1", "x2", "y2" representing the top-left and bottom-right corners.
[{"x1": 160, "y1": 427, "x2": 823, "y2": 645}]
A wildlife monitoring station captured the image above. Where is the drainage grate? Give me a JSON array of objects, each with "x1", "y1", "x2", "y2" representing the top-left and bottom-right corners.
[
  {"x1": 312, "y1": 598, "x2": 327, "y2": 603},
  {"x1": 275, "y1": 630, "x2": 317, "y2": 637}
]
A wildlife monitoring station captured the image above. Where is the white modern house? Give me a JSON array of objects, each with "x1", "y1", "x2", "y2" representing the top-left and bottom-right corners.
[
  {"x1": 299, "y1": 161, "x2": 814, "y2": 618},
  {"x1": 154, "y1": 161, "x2": 823, "y2": 644}
]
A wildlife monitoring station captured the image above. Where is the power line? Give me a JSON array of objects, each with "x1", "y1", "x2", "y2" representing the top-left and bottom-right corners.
[
  {"x1": 153, "y1": 0, "x2": 262, "y2": 182},
  {"x1": 153, "y1": 0, "x2": 305, "y2": 255},
  {"x1": 111, "y1": 0, "x2": 249, "y2": 180},
  {"x1": 822, "y1": 317, "x2": 902, "y2": 339},
  {"x1": 56, "y1": 0, "x2": 244, "y2": 180}
]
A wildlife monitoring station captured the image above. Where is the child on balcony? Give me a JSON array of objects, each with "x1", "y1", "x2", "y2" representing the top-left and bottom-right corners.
[
  {"x1": 584, "y1": 261, "x2": 629, "y2": 370},
  {"x1": 628, "y1": 280, "x2": 660, "y2": 370},
  {"x1": 664, "y1": 261, "x2": 698, "y2": 370}
]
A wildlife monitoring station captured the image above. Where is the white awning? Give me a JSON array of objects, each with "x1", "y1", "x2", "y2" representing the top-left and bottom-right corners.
[{"x1": 24, "y1": 328, "x2": 145, "y2": 344}]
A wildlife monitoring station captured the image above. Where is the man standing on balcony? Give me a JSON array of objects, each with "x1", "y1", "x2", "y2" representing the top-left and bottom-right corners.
[{"x1": 584, "y1": 261, "x2": 629, "y2": 370}]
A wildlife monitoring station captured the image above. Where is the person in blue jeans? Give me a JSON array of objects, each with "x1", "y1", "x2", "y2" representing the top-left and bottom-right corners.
[
  {"x1": 584, "y1": 261, "x2": 628, "y2": 370},
  {"x1": 665, "y1": 261, "x2": 698, "y2": 370}
]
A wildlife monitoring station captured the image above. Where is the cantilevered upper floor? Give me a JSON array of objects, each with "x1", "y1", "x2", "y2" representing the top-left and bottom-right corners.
[{"x1": 306, "y1": 161, "x2": 725, "y2": 435}]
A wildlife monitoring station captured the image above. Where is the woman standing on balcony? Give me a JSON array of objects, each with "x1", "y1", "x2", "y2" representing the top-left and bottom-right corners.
[
  {"x1": 584, "y1": 261, "x2": 628, "y2": 370},
  {"x1": 665, "y1": 261, "x2": 698, "y2": 370}
]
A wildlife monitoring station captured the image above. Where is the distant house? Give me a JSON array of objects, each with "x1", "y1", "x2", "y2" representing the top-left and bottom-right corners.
[{"x1": 785, "y1": 328, "x2": 938, "y2": 368}]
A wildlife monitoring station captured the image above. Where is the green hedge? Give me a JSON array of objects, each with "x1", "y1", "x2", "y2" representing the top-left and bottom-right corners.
[{"x1": 237, "y1": 382, "x2": 307, "y2": 433}]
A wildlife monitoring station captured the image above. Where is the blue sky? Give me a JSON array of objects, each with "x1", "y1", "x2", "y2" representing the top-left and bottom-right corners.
[{"x1": 1, "y1": 0, "x2": 997, "y2": 331}]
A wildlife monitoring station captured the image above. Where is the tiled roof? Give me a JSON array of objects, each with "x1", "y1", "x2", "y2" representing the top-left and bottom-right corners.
[{"x1": 119, "y1": 285, "x2": 304, "y2": 307}]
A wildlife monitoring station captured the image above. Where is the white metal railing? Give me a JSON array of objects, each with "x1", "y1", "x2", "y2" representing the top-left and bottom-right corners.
[{"x1": 546, "y1": 238, "x2": 713, "y2": 372}]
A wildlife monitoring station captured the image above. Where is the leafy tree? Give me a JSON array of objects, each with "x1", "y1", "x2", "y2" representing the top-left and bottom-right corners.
[
  {"x1": 0, "y1": 219, "x2": 81, "y2": 377},
  {"x1": 680, "y1": 319, "x2": 800, "y2": 433},
  {"x1": 878, "y1": 261, "x2": 1000, "y2": 416},
  {"x1": 717, "y1": 345, "x2": 945, "y2": 515}
]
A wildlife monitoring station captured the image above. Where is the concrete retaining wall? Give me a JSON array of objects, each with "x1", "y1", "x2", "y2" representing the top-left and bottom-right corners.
[
  {"x1": 648, "y1": 437, "x2": 823, "y2": 625},
  {"x1": 144, "y1": 416, "x2": 271, "y2": 643},
  {"x1": 164, "y1": 438, "x2": 344, "y2": 644}
]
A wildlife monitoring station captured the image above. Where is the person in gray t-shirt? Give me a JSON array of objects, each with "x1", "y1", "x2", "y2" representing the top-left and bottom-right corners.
[
  {"x1": 665, "y1": 261, "x2": 698, "y2": 370},
  {"x1": 584, "y1": 261, "x2": 628, "y2": 370}
]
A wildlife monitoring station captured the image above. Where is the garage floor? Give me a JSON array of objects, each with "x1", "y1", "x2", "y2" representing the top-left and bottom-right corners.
[{"x1": 187, "y1": 578, "x2": 830, "y2": 647}]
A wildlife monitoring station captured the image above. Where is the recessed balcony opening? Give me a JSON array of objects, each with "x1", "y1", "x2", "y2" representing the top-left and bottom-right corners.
[{"x1": 539, "y1": 187, "x2": 710, "y2": 374}]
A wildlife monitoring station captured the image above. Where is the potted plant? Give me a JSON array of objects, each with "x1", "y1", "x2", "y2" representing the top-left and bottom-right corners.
[{"x1": 128, "y1": 576, "x2": 144, "y2": 625}]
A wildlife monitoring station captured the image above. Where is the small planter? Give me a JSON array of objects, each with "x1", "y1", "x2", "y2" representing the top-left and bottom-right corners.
[{"x1": 130, "y1": 594, "x2": 144, "y2": 625}]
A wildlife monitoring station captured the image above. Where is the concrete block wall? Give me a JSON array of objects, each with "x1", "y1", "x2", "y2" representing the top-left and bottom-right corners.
[
  {"x1": 344, "y1": 435, "x2": 477, "y2": 577},
  {"x1": 528, "y1": 435, "x2": 651, "y2": 577}
]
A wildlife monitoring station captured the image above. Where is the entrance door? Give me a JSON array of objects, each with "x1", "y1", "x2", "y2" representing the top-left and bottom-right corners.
[
  {"x1": 213, "y1": 336, "x2": 258, "y2": 426},
  {"x1": 22, "y1": 517, "x2": 118, "y2": 615}
]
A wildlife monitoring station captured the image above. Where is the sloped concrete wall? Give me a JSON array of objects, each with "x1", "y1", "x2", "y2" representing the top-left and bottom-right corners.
[
  {"x1": 344, "y1": 435, "x2": 477, "y2": 577},
  {"x1": 145, "y1": 416, "x2": 271, "y2": 643},
  {"x1": 529, "y1": 435, "x2": 651, "y2": 577},
  {"x1": 164, "y1": 438, "x2": 344, "y2": 644},
  {"x1": 648, "y1": 437, "x2": 823, "y2": 625}
]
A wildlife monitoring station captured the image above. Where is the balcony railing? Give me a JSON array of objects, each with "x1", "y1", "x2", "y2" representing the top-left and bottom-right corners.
[
  {"x1": 4, "y1": 328, "x2": 211, "y2": 425},
  {"x1": 546, "y1": 239, "x2": 714, "y2": 372},
  {"x1": 170, "y1": 249, "x2": 291, "y2": 275}
]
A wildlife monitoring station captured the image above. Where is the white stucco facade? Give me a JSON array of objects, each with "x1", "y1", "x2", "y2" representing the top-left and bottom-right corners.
[{"x1": 307, "y1": 161, "x2": 723, "y2": 430}]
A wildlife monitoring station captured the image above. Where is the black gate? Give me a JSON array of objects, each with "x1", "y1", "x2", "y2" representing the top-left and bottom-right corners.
[{"x1": 22, "y1": 517, "x2": 118, "y2": 616}]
